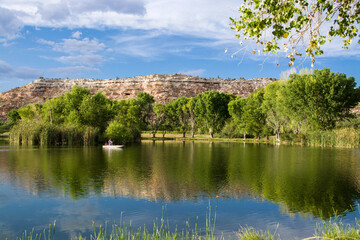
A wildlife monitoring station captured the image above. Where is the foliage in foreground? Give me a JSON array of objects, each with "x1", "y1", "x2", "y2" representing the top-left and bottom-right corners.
[
  {"x1": 315, "y1": 217, "x2": 360, "y2": 240},
  {"x1": 230, "y1": 0, "x2": 359, "y2": 66},
  {"x1": 8, "y1": 210, "x2": 360, "y2": 240}
]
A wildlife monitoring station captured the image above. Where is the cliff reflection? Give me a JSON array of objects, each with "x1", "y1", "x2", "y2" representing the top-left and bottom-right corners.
[{"x1": 0, "y1": 142, "x2": 359, "y2": 218}]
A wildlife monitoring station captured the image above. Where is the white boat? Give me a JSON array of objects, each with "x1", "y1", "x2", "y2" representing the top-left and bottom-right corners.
[{"x1": 102, "y1": 145, "x2": 124, "y2": 149}]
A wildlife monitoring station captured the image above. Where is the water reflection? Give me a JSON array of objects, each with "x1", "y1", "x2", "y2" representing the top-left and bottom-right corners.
[{"x1": 0, "y1": 142, "x2": 359, "y2": 218}]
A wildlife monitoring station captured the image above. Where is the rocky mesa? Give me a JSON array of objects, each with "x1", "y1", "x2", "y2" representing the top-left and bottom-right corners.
[{"x1": 0, "y1": 74, "x2": 277, "y2": 120}]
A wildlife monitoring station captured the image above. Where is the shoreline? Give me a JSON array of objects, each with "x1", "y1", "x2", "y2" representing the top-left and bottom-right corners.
[{"x1": 2, "y1": 132, "x2": 359, "y2": 148}]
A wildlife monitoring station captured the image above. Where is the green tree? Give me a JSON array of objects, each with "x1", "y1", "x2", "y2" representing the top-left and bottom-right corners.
[
  {"x1": 63, "y1": 86, "x2": 92, "y2": 125},
  {"x1": 148, "y1": 103, "x2": 168, "y2": 138},
  {"x1": 105, "y1": 120, "x2": 140, "y2": 144},
  {"x1": 112, "y1": 99, "x2": 142, "y2": 130},
  {"x1": 153, "y1": 103, "x2": 169, "y2": 138},
  {"x1": 262, "y1": 81, "x2": 289, "y2": 141},
  {"x1": 228, "y1": 97, "x2": 247, "y2": 139},
  {"x1": 41, "y1": 96, "x2": 66, "y2": 124},
  {"x1": 195, "y1": 91, "x2": 234, "y2": 138},
  {"x1": 221, "y1": 119, "x2": 240, "y2": 138},
  {"x1": 78, "y1": 91, "x2": 112, "y2": 132},
  {"x1": 105, "y1": 99, "x2": 142, "y2": 143},
  {"x1": 8, "y1": 109, "x2": 21, "y2": 124},
  {"x1": 135, "y1": 92, "x2": 155, "y2": 130},
  {"x1": 242, "y1": 89, "x2": 266, "y2": 139},
  {"x1": 283, "y1": 68, "x2": 360, "y2": 130},
  {"x1": 230, "y1": 0, "x2": 360, "y2": 66},
  {"x1": 165, "y1": 100, "x2": 181, "y2": 134},
  {"x1": 168, "y1": 97, "x2": 190, "y2": 137},
  {"x1": 17, "y1": 104, "x2": 42, "y2": 120},
  {"x1": 186, "y1": 97, "x2": 198, "y2": 138}
]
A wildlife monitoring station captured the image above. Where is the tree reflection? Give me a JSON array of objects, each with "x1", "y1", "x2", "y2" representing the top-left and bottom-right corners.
[{"x1": 0, "y1": 142, "x2": 359, "y2": 218}]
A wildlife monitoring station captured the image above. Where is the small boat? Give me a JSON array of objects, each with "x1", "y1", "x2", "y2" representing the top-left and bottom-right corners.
[{"x1": 102, "y1": 145, "x2": 124, "y2": 149}]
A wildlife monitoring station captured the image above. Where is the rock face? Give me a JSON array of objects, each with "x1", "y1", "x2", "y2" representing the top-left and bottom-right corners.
[{"x1": 0, "y1": 74, "x2": 277, "y2": 120}]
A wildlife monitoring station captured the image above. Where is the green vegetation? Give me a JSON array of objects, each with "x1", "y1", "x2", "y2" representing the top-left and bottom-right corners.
[
  {"x1": 8, "y1": 87, "x2": 148, "y2": 145},
  {"x1": 230, "y1": 0, "x2": 359, "y2": 66},
  {"x1": 5, "y1": 68, "x2": 360, "y2": 147},
  {"x1": 316, "y1": 217, "x2": 360, "y2": 240},
  {"x1": 9, "y1": 212, "x2": 360, "y2": 240}
]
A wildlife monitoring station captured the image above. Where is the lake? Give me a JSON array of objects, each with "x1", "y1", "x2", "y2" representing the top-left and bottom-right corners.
[{"x1": 0, "y1": 137, "x2": 360, "y2": 239}]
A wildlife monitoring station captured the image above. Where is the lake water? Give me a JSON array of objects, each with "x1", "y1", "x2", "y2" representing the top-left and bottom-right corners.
[{"x1": 0, "y1": 137, "x2": 360, "y2": 239}]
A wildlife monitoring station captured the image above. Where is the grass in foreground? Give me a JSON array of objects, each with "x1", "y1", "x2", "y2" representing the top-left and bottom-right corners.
[
  {"x1": 312, "y1": 217, "x2": 360, "y2": 240},
  {"x1": 5, "y1": 207, "x2": 360, "y2": 240}
]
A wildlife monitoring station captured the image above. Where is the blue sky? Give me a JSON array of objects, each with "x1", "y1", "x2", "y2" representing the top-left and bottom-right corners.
[{"x1": 0, "y1": 0, "x2": 359, "y2": 93}]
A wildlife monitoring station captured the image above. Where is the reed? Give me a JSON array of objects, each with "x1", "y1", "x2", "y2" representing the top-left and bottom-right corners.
[
  {"x1": 62, "y1": 125, "x2": 84, "y2": 145},
  {"x1": 82, "y1": 126, "x2": 100, "y2": 145},
  {"x1": 312, "y1": 216, "x2": 360, "y2": 239},
  {"x1": 13, "y1": 223, "x2": 55, "y2": 240},
  {"x1": 75, "y1": 207, "x2": 215, "y2": 240},
  {"x1": 303, "y1": 127, "x2": 360, "y2": 148},
  {"x1": 9, "y1": 120, "x2": 44, "y2": 145},
  {"x1": 8, "y1": 214, "x2": 360, "y2": 240},
  {"x1": 9, "y1": 120, "x2": 101, "y2": 146}
]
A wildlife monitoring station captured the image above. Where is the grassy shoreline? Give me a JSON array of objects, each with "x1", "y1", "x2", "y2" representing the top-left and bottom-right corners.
[
  {"x1": 141, "y1": 132, "x2": 275, "y2": 144},
  {"x1": 2, "y1": 130, "x2": 360, "y2": 148},
  {"x1": 6, "y1": 213, "x2": 360, "y2": 240},
  {"x1": 141, "y1": 130, "x2": 360, "y2": 148}
]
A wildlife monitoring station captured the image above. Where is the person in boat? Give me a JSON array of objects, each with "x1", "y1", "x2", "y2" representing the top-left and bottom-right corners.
[{"x1": 108, "y1": 138, "x2": 113, "y2": 145}]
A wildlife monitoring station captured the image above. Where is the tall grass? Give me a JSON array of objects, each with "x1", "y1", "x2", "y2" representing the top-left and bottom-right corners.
[
  {"x1": 9, "y1": 120, "x2": 100, "y2": 146},
  {"x1": 14, "y1": 223, "x2": 55, "y2": 240},
  {"x1": 313, "y1": 216, "x2": 360, "y2": 240},
  {"x1": 8, "y1": 213, "x2": 360, "y2": 240},
  {"x1": 303, "y1": 128, "x2": 360, "y2": 148},
  {"x1": 237, "y1": 226, "x2": 279, "y2": 240}
]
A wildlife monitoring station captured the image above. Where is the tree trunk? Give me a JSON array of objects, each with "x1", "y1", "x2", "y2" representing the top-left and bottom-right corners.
[
  {"x1": 49, "y1": 107, "x2": 53, "y2": 125},
  {"x1": 162, "y1": 132, "x2": 166, "y2": 138},
  {"x1": 152, "y1": 133, "x2": 156, "y2": 138},
  {"x1": 210, "y1": 132, "x2": 214, "y2": 138},
  {"x1": 183, "y1": 132, "x2": 186, "y2": 138},
  {"x1": 243, "y1": 132, "x2": 246, "y2": 140},
  {"x1": 192, "y1": 131, "x2": 195, "y2": 138}
]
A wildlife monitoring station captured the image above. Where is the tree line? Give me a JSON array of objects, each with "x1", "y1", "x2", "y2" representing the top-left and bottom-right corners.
[{"x1": 4, "y1": 68, "x2": 360, "y2": 145}]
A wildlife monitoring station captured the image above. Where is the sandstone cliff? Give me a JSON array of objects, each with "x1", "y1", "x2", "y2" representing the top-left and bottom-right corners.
[{"x1": 0, "y1": 74, "x2": 277, "y2": 120}]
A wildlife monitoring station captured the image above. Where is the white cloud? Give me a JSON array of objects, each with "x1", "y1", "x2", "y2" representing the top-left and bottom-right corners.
[
  {"x1": 179, "y1": 69, "x2": 206, "y2": 77},
  {"x1": 37, "y1": 38, "x2": 55, "y2": 46},
  {"x1": 70, "y1": 0, "x2": 146, "y2": 15},
  {"x1": 36, "y1": 2, "x2": 71, "y2": 23},
  {"x1": 0, "y1": 0, "x2": 237, "y2": 40},
  {"x1": 1, "y1": 0, "x2": 358, "y2": 59},
  {"x1": 319, "y1": 37, "x2": 360, "y2": 59},
  {"x1": 53, "y1": 38, "x2": 106, "y2": 54},
  {"x1": 111, "y1": 31, "x2": 195, "y2": 59},
  {"x1": 55, "y1": 54, "x2": 103, "y2": 66},
  {"x1": 0, "y1": 7, "x2": 23, "y2": 41},
  {"x1": 38, "y1": 36, "x2": 107, "y2": 66},
  {"x1": 72, "y1": 31, "x2": 82, "y2": 39}
]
